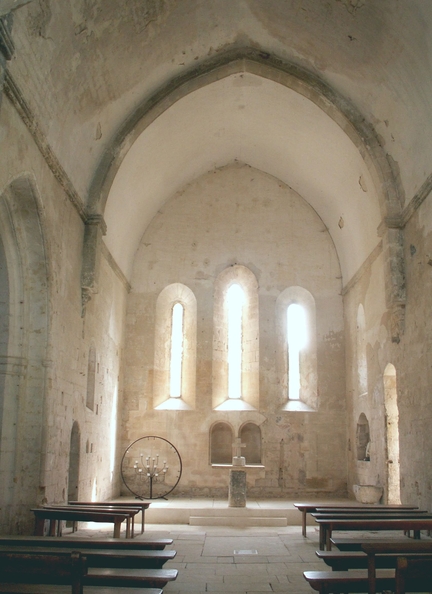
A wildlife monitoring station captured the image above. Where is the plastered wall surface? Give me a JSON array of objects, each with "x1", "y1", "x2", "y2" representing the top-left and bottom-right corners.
[{"x1": 122, "y1": 164, "x2": 347, "y2": 497}]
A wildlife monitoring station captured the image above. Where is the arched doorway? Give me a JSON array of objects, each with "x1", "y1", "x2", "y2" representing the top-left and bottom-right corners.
[
  {"x1": 383, "y1": 363, "x2": 401, "y2": 504},
  {"x1": 68, "y1": 422, "x2": 80, "y2": 502}
]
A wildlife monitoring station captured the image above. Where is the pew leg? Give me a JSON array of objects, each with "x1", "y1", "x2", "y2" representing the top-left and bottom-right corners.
[
  {"x1": 113, "y1": 520, "x2": 121, "y2": 538},
  {"x1": 319, "y1": 525, "x2": 325, "y2": 550},
  {"x1": 48, "y1": 519, "x2": 57, "y2": 536},
  {"x1": 34, "y1": 516, "x2": 45, "y2": 536}
]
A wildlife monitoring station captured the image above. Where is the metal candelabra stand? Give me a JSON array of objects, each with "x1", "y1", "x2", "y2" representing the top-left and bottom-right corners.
[{"x1": 133, "y1": 453, "x2": 169, "y2": 499}]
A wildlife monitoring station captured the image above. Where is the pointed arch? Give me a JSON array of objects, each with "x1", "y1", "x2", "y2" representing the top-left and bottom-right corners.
[{"x1": 0, "y1": 174, "x2": 49, "y2": 532}]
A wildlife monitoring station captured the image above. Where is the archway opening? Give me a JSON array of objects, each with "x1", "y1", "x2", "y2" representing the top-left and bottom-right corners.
[{"x1": 384, "y1": 363, "x2": 401, "y2": 504}]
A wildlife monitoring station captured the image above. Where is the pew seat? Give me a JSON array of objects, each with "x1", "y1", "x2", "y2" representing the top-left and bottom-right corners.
[
  {"x1": 303, "y1": 568, "x2": 395, "y2": 593},
  {"x1": 0, "y1": 535, "x2": 173, "y2": 550}
]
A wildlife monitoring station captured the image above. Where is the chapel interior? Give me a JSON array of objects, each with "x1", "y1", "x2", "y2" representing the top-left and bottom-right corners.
[{"x1": 0, "y1": 0, "x2": 431, "y2": 534}]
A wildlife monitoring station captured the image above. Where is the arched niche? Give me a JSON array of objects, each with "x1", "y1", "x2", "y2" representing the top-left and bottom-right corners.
[
  {"x1": 240, "y1": 422, "x2": 261, "y2": 464},
  {"x1": 210, "y1": 422, "x2": 233, "y2": 465},
  {"x1": 356, "y1": 413, "x2": 370, "y2": 461}
]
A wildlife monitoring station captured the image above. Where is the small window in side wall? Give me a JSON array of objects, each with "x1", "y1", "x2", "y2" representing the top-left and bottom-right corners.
[
  {"x1": 210, "y1": 422, "x2": 233, "y2": 464},
  {"x1": 86, "y1": 346, "x2": 96, "y2": 411},
  {"x1": 357, "y1": 304, "x2": 368, "y2": 397},
  {"x1": 240, "y1": 423, "x2": 261, "y2": 464}
]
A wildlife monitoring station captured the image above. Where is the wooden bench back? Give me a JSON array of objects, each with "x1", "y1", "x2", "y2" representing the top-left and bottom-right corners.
[
  {"x1": 395, "y1": 555, "x2": 432, "y2": 594},
  {"x1": 0, "y1": 550, "x2": 86, "y2": 594}
]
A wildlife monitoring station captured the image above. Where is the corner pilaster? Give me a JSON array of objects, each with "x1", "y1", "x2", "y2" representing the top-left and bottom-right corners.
[
  {"x1": 379, "y1": 220, "x2": 406, "y2": 343},
  {"x1": 81, "y1": 214, "x2": 107, "y2": 316}
]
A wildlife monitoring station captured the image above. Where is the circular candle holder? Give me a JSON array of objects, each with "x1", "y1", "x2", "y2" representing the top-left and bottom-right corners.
[{"x1": 121, "y1": 435, "x2": 182, "y2": 499}]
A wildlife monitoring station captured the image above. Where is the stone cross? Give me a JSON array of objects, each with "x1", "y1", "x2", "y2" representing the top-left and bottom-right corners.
[{"x1": 232, "y1": 437, "x2": 246, "y2": 466}]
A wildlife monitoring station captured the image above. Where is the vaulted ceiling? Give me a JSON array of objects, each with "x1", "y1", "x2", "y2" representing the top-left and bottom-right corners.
[{"x1": 9, "y1": 0, "x2": 432, "y2": 284}]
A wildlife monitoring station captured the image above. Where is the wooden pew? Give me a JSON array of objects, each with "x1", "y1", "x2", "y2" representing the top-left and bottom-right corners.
[
  {"x1": 0, "y1": 549, "x2": 86, "y2": 594},
  {"x1": 395, "y1": 555, "x2": 432, "y2": 594},
  {"x1": 316, "y1": 549, "x2": 388, "y2": 570},
  {"x1": 69, "y1": 501, "x2": 150, "y2": 534},
  {"x1": 0, "y1": 546, "x2": 178, "y2": 591},
  {"x1": 330, "y1": 536, "x2": 411, "y2": 551},
  {"x1": 316, "y1": 547, "x2": 432, "y2": 572},
  {"x1": 309, "y1": 540, "x2": 432, "y2": 593},
  {"x1": 0, "y1": 544, "x2": 176, "y2": 569},
  {"x1": 42, "y1": 505, "x2": 142, "y2": 538},
  {"x1": 362, "y1": 541, "x2": 432, "y2": 594},
  {"x1": 303, "y1": 567, "x2": 395, "y2": 593},
  {"x1": 32, "y1": 508, "x2": 132, "y2": 539},
  {"x1": 0, "y1": 535, "x2": 173, "y2": 550},
  {"x1": 83, "y1": 567, "x2": 178, "y2": 589},
  {"x1": 315, "y1": 516, "x2": 432, "y2": 550},
  {"x1": 294, "y1": 502, "x2": 418, "y2": 537},
  {"x1": 313, "y1": 511, "x2": 432, "y2": 550}
]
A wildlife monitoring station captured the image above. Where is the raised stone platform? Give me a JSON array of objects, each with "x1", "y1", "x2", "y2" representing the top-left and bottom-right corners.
[{"x1": 113, "y1": 497, "x2": 352, "y2": 527}]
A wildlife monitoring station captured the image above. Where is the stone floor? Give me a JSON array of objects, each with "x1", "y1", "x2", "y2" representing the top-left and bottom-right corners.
[
  {"x1": 62, "y1": 498, "x2": 432, "y2": 593},
  {"x1": 67, "y1": 521, "x2": 323, "y2": 593}
]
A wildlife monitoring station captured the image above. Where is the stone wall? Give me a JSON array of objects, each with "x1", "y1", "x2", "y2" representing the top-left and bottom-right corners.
[{"x1": 0, "y1": 91, "x2": 127, "y2": 533}]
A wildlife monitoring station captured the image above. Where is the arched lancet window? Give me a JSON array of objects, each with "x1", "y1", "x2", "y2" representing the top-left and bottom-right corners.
[
  {"x1": 357, "y1": 305, "x2": 368, "y2": 397},
  {"x1": 287, "y1": 303, "x2": 308, "y2": 401},
  {"x1": 276, "y1": 286, "x2": 317, "y2": 411},
  {"x1": 169, "y1": 302, "x2": 184, "y2": 398},
  {"x1": 153, "y1": 283, "x2": 196, "y2": 410},
  {"x1": 212, "y1": 265, "x2": 259, "y2": 411},
  {"x1": 227, "y1": 284, "x2": 245, "y2": 400}
]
